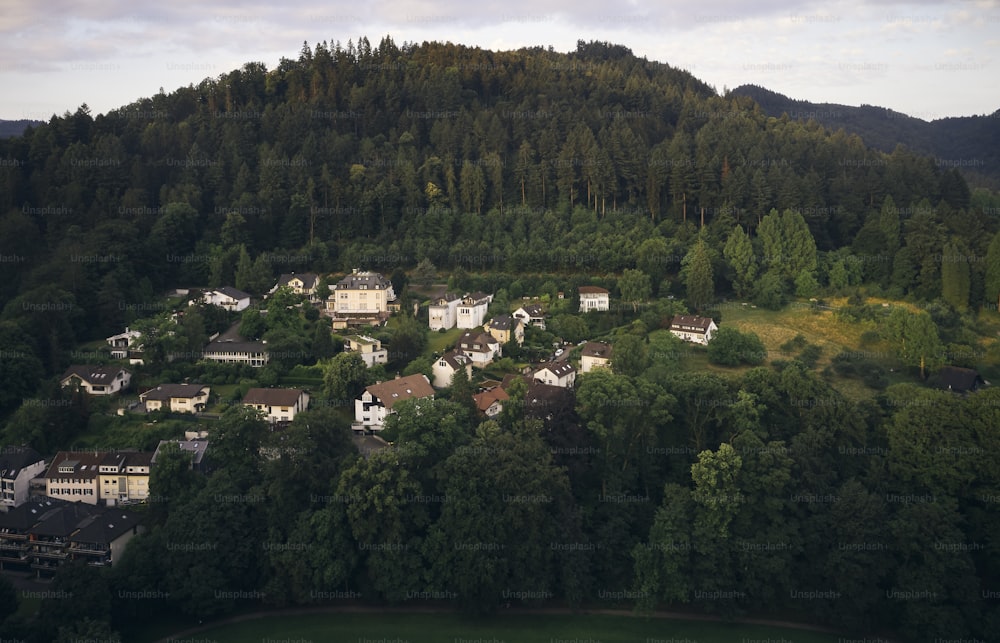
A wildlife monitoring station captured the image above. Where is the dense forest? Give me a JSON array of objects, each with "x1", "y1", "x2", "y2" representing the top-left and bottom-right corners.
[
  {"x1": 0, "y1": 37, "x2": 999, "y2": 642},
  {"x1": 731, "y1": 84, "x2": 1000, "y2": 190}
]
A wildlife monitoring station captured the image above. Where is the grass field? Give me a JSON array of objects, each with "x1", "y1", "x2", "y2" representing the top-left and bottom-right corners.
[
  {"x1": 179, "y1": 611, "x2": 845, "y2": 643},
  {"x1": 426, "y1": 327, "x2": 465, "y2": 357}
]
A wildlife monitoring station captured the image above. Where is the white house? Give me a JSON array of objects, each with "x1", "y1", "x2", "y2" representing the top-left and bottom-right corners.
[
  {"x1": 580, "y1": 342, "x2": 613, "y2": 373},
  {"x1": 139, "y1": 384, "x2": 211, "y2": 414},
  {"x1": 456, "y1": 292, "x2": 492, "y2": 329},
  {"x1": 668, "y1": 315, "x2": 718, "y2": 346},
  {"x1": 0, "y1": 447, "x2": 46, "y2": 510},
  {"x1": 428, "y1": 293, "x2": 462, "y2": 330},
  {"x1": 512, "y1": 304, "x2": 546, "y2": 330},
  {"x1": 533, "y1": 362, "x2": 577, "y2": 388},
  {"x1": 201, "y1": 286, "x2": 251, "y2": 312},
  {"x1": 343, "y1": 335, "x2": 389, "y2": 368},
  {"x1": 242, "y1": 388, "x2": 310, "y2": 424},
  {"x1": 355, "y1": 374, "x2": 434, "y2": 431},
  {"x1": 432, "y1": 351, "x2": 473, "y2": 388},
  {"x1": 105, "y1": 328, "x2": 143, "y2": 362},
  {"x1": 60, "y1": 365, "x2": 132, "y2": 396},
  {"x1": 578, "y1": 286, "x2": 610, "y2": 312},
  {"x1": 456, "y1": 331, "x2": 501, "y2": 366}
]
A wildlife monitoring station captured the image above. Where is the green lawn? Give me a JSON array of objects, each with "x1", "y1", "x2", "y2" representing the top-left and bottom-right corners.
[
  {"x1": 426, "y1": 327, "x2": 465, "y2": 357},
  {"x1": 174, "y1": 611, "x2": 844, "y2": 643}
]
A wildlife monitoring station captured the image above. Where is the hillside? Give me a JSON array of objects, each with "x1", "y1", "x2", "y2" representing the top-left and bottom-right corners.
[
  {"x1": 0, "y1": 119, "x2": 43, "y2": 138},
  {"x1": 731, "y1": 84, "x2": 1000, "y2": 189}
]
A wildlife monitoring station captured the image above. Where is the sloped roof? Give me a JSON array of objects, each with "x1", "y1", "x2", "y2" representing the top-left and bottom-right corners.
[
  {"x1": 579, "y1": 286, "x2": 610, "y2": 295},
  {"x1": 0, "y1": 497, "x2": 69, "y2": 532},
  {"x1": 71, "y1": 510, "x2": 142, "y2": 545},
  {"x1": 487, "y1": 314, "x2": 519, "y2": 331},
  {"x1": 473, "y1": 387, "x2": 509, "y2": 412},
  {"x1": 276, "y1": 272, "x2": 319, "y2": 289},
  {"x1": 140, "y1": 383, "x2": 210, "y2": 401},
  {"x1": 0, "y1": 446, "x2": 44, "y2": 480},
  {"x1": 518, "y1": 303, "x2": 545, "y2": 317},
  {"x1": 365, "y1": 374, "x2": 434, "y2": 411},
  {"x1": 152, "y1": 440, "x2": 208, "y2": 466},
  {"x1": 60, "y1": 365, "x2": 130, "y2": 386},
  {"x1": 438, "y1": 351, "x2": 470, "y2": 370},
  {"x1": 212, "y1": 286, "x2": 251, "y2": 300},
  {"x1": 935, "y1": 366, "x2": 984, "y2": 393},
  {"x1": 334, "y1": 271, "x2": 390, "y2": 290},
  {"x1": 581, "y1": 342, "x2": 613, "y2": 359},
  {"x1": 537, "y1": 361, "x2": 576, "y2": 378},
  {"x1": 669, "y1": 315, "x2": 716, "y2": 333},
  {"x1": 457, "y1": 331, "x2": 498, "y2": 352},
  {"x1": 242, "y1": 387, "x2": 305, "y2": 407},
  {"x1": 30, "y1": 502, "x2": 102, "y2": 538},
  {"x1": 43, "y1": 452, "x2": 106, "y2": 481}
]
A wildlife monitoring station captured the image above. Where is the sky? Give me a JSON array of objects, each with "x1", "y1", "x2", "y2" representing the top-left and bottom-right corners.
[{"x1": 1, "y1": 0, "x2": 997, "y2": 122}]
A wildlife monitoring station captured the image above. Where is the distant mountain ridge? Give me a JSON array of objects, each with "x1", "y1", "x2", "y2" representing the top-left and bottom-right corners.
[
  {"x1": 0, "y1": 119, "x2": 44, "y2": 138},
  {"x1": 730, "y1": 84, "x2": 1000, "y2": 189}
]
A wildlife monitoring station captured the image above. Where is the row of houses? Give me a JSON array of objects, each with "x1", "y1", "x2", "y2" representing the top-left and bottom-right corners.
[{"x1": 0, "y1": 497, "x2": 143, "y2": 575}]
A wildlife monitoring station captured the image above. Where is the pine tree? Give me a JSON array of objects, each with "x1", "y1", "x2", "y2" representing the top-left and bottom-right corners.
[
  {"x1": 983, "y1": 230, "x2": 1000, "y2": 309},
  {"x1": 940, "y1": 241, "x2": 970, "y2": 312},
  {"x1": 723, "y1": 224, "x2": 756, "y2": 298},
  {"x1": 683, "y1": 236, "x2": 714, "y2": 311}
]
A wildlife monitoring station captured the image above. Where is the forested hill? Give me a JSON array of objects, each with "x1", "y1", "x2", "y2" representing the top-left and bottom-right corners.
[
  {"x1": 731, "y1": 84, "x2": 1000, "y2": 190},
  {"x1": 0, "y1": 37, "x2": 990, "y2": 347},
  {"x1": 0, "y1": 119, "x2": 44, "y2": 138}
]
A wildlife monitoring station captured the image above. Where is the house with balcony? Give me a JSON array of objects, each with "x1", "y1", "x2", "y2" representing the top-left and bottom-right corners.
[
  {"x1": 512, "y1": 303, "x2": 546, "y2": 330},
  {"x1": 106, "y1": 327, "x2": 143, "y2": 363},
  {"x1": 428, "y1": 293, "x2": 462, "y2": 330},
  {"x1": 271, "y1": 272, "x2": 321, "y2": 298},
  {"x1": 456, "y1": 331, "x2": 501, "y2": 367},
  {"x1": 668, "y1": 315, "x2": 718, "y2": 346},
  {"x1": 578, "y1": 286, "x2": 610, "y2": 312},
  {"x1": 242, "y1": 388, "x2": 310, "y2": 425},
  {"x1": 355, "y1": 374, "x2": 434, "y2": 432},
  {"x1": 201, "y1": 286, "x2": 252, "y2": 312},
  {"x1": 28, "y1": 502, "x2": 101, "y2": 576},
  {"x1": 139, "y1": 383, "x2": 211, "y2": 414},
  {"x1": 60, "y1": 365, "x2": 132, "y2": 396},
  {"x1": 0, "y1": 446, "x2": 46, "y2": 511},
  {"x1": 0, "y1": 497, "x2": 68, "y2": 570},
  {"x1": 343, "y1": 335, "x2": 389, "y2": 368},
  {"x1": 202, "y1": 338, "x2": 269, "y2": 367},
  {"x1": 68, "y1": 509, "x2": 143, "y2": 568}
]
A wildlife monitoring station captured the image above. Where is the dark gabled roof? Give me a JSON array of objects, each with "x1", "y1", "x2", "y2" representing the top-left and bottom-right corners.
[
  {"x1": 0, "y1": 446, "x2": 44, "y2": 480},
  {"x1": 669, "y1": 315, "x2": 716, "y2": 333},
  {"x1": 524, "y1": 382, "x2": 575, "y2": 419},
  {"x1": 334, "y1": 271, "x2": 390, "y2": 290},
  {"x1": 581, "y1": 342, "x2": 613, "y2": 359},
  {"x1": 487, "y1": 314, "x2": 517, "y2": 331},
  {"x1": 43, "y1": 452, "x2": 106, "y2": 481},
  {"x1": 30, "y1": 502, "x2": 102, "y2": 538},
  {"x1": 457, "y1": 331, "x2": 498, "y2": 352},
  {"x1": 438, "y1": 351, "x2": 470, "y2": 370},
  {"x1": 242, "y1": 387, "x2": 305, "y2": 407},
  {"x1": 461, "y1": 292, "x2": 491, "y2": 305},
  {"x1": 276, "y1": 272, "x2": 319, "y2": 289},
  {"x1": 578, "y1": 286, "x2": 610, "y2": 295},
  {"x1": 213, "y1": 286, "x2": 251, "y2": 300},
  {"x1": 100, "y1": 451, "x2": 152, "y2": 469},
  {"x1": 518, "y1": 303, "x2": 545, "y2": 317},
  {"x1": 152, "y1": 440, "x2": 209, "y2": 466},
  {"x1": 365, "y1": 374, "x2": 435, "y2": 410},
  {"x1": 139, "y1": 383, "x2": 210, "y2": 401},
  {"x1": 71, "y1": 510, "x2": 142, "y2": 545},
  {"x1": 537, "y1": 361, "x2": 576, "y2": 378},
  {"x1": 935, "y1": 366, "x2": 984, "y2": 393},
  {"x1": 431, "y1": 293, "x2": 461, "y2": 305},
  {"x1": 60, "y1": 365, "x2": 129, "y2": 386},
  {"x1": 0, "y1": 497, "x2": 69, "y2": 532}
]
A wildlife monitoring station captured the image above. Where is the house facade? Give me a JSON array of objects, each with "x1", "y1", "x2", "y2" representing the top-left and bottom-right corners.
[
  {"x1": 473, "y1": 387, "x2": 509, "y2": 418},
  {"x1": 242, "y1": 388, "x2": 310, "y2": 424},
  {"x1": 428, "y1": 293, "x2": 461, "y2": 330},
  {"x1": 668, "y1": 315, "x2": 718, "y2": 345},
  {"x1": 456, "y1": 331, "x2": 501, "y2": 366},
  {"x1": 0, "y1": 447, "x2": 46, "y2": 511},
  {"x1": 106, "y1": 328, "x2": 143, "y2": 361},
  {"x1": 60, "y1": 365, "x2": 132, "y2": 396},
  {"x1": 202, "y1": 286, "x2": 251, "y2": 312},
  {"x1": 578, "y1": 286, "x2": 610, "y2": 312},
  {"x1": 203, "y1": 339, "x2": 269, "y2": 367},
  {"x1": 139, "y1": 384, "x2": 211, "y2": 414},
  {"x1": 43, "y1": 452, "x2": 104, "y2": 505},
  {"x1": 580, "y1": 342, "x2": 613, "y2": 373},
  {"x1": 327, "y1": 270, "x2": 396, "y2": 314},
  {"x1": 355, "y1": 374, "x2": 434, "y2": 431},
  {"x1": 533, "y1": 362, "x2": 577, "y2": 388},
  {"x1": 97, "y1": 452, "x2": 152, "y2": 506},
  {"x1": 456, "y1": 292, "x2": 492, "y2": 329},
  {"x1": 512, "y1": 304, "x2": 546, "y2": 330},
  {"x1": 432, "y1": 351, "x2": 473, "y2": 389},
  {"x1": 272, "y1": 272, "x2": 320, "y2": 297},
  {"x1": 343, "y1": 335, "x2": 389, "y2": 368},
  {"x1": 484, "y1": 314, "x2": 524, "y2": 346}
]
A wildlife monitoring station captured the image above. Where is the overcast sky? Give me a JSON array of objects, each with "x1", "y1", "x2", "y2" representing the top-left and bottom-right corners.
[{"x1": 1, "y1": 0, "x2": 997, "y2": 122}]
